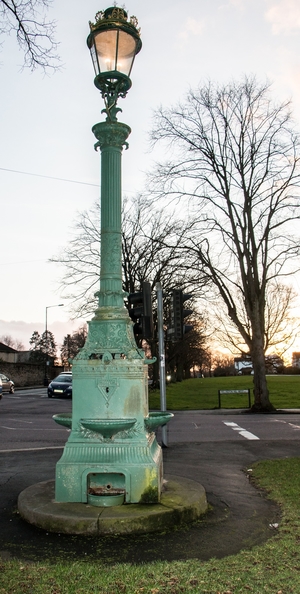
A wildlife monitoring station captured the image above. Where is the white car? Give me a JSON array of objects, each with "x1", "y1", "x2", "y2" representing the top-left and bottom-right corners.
[{"x1": 0, "y1": 374, "x2": 15, "y2": 393}]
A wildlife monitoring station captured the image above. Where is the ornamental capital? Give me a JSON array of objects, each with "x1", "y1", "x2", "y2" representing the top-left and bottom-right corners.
[{"x1": 92, "y1": 121, "x2": 131, "y2": 151}]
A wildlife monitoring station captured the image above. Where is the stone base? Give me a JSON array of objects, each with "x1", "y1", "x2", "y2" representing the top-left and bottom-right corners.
[{"x1": 18, "y1": 475, "x2": 208, "y2": 535}]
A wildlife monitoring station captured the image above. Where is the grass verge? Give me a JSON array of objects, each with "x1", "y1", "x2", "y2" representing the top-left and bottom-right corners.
[
  {"x1": 1, "y1": 457, "x2": 300, "y2": 593},
  {"x1": 149, "y1": 375, "x2": 300, "y2": 410}
]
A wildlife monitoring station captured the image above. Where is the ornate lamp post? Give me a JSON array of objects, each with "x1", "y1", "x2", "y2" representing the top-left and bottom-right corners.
[{"x1": 54, "y1": 6, "x2": 172, "y2": 507}]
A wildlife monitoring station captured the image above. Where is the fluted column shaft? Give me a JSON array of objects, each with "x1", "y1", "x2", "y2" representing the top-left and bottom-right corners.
[{"x1": 92, "y1": 119, "x2": 131, "y2": 309}]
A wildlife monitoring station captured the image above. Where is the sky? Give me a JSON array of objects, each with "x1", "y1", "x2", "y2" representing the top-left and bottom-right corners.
[{"x1": 1, "y1": 0, "x2": 300, "y2": 352}]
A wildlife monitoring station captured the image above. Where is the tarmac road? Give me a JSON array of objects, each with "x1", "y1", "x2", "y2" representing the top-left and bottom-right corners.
[
  {"x1": 1, "y1": 391, "x2": 300, "y2": 563},
  {"x1": 1, "y1": 426, "x2": 298, "y2": 563}
]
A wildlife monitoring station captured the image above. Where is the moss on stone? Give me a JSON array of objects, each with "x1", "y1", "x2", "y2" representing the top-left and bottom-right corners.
[{"x1": 139, "y1": 486, "x2": 159, "y2": 504}]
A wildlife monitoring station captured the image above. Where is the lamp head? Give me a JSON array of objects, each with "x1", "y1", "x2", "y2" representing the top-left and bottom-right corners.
[{"x1": 87, "y1": 6, "x2": 142, "y2": 107}]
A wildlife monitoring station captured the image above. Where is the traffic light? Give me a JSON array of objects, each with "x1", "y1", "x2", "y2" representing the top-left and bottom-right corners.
[
  {"x1": 167, "y1": 289, "x2": 193, "y2": 342},
  {"x1": 128, "y1": 281, "x2": 154, "y2": 340}
]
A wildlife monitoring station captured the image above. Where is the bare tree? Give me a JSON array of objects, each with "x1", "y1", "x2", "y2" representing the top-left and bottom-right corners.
[
  {"x1": 211, "y1": 282, "x2": 300, "y2": 360},
  {"x1": 60, "y1": 325, "x2": 88, "y2": 367},
  {"x1": 211, "y1": 353, "x2": 235, "y2": 377},
  {"x1": 264, "y1": 283, "x2": 300, "y2": 357},
  {"x1": 0, "y1": 0, "x2": 59, "y2": 70},
  {"x1": 51, "y1": 195, "x2": 202, "y2": 318},
  {"x1": 150, "y1": 77, "x2": 300, "y2": 411},
  {"x1": 166, "y1": 316, "x2": 209, "y2": 382},
  {"x1": 0, "y1": 334, "x2": 25, "y2": 350},
  {"x1": 51, "y1": 202, "x2": 101, "y2": 318},
  {"x1": 121, "y1": 195, "x2": 198, "y2": 295}
]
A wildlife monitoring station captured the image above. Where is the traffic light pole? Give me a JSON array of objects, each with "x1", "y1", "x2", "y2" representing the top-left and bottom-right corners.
[{"x1": 156, "y1": 283, "x2": 168, "y2": 447}]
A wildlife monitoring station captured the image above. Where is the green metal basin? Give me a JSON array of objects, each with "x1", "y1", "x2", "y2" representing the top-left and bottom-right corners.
[
  {"x1": 144, "y1": 411, "x2": 174, "y2": 432},
  {"x1": 80, "y1": 418, "x2": 136, "y2": 439},
  {"x1": 52, "y1": 413, "x2": 72, "y2": 428}
]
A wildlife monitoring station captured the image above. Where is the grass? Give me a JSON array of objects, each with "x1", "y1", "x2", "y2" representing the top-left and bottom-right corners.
[
  {"x1": 2, "y1": 457, "x2": 300, "y2": 592},
  {"x1": 149, "y1": 375, "x2": 300, "y2": 410}
]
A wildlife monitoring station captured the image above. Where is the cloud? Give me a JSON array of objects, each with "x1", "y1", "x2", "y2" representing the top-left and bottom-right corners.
[
  {"x1": 227, "y1": 0, "x2": 246, "y2": 8},
  {"x1": 0, "y1": 319, "x2": 83, "y2": 349},
  {"x1": 265, "y1": 0, "x2": 300, "y2": 34},
  {"x1": 268, "y1": 45, "x2": 300, "y2": 115},
  {"x1": 179, "y1": 18, "x2": 205, "y2": 41}
]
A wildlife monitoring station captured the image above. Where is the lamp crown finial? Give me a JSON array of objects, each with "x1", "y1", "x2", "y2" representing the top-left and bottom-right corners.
[{"x1": 90, "y1": 6, "x2": 141, "y2": 36}]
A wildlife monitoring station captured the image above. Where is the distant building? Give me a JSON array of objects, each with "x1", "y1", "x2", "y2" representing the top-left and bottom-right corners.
[
  {"x1": 292, "y1": 352, "x2": 300, "y2": 368},
  {"x1": 234, "y1": 354, "x2": 284, "y2": 374},
  {"x1": 0, "y1": 342, "x2": 18, "y2": 363},
  {"x1": 234, "y1": 357, "x2": 253, "y2": 375}
]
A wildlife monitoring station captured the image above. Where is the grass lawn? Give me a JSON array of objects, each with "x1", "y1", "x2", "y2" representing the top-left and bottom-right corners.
[
  {"x1": 149, "y1": 375, "x2": 300, "y2": 410},
  {"x1": 1, "y1": 457, "x2": 300, "y2": 593}
]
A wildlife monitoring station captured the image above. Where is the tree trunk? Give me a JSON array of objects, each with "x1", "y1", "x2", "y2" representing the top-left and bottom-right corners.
[
  {"x1": 184, "y1": 365, "x2": 191, "y2": 379},
  {"x1": 251, "y1": 335, "x2": 275, "y2": 412}
]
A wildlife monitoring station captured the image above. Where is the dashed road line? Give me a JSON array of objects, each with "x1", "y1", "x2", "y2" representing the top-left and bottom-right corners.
[
  {"x1": 273, "y1": 419, "x2": 300, "y2": 431},
  {"x1": 0, "y1": 446, "x2": 64, "y2": 453},
  {"x1": 223, "y1": 421, "x2": 260, "y2": 440},
  {"x1": 288, "y1": 423, "x2": 300, "y2": 430},
  {"x1": 0, "y1": 425, "x2": 68, "y2": 431},
  {"x1": 6, "y1": 419, "x2": 32, "y2": 424}
]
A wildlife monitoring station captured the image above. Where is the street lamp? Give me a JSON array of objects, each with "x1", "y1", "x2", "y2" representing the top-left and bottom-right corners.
[
  {"x1": 44, "y1": 303, "x2": 64, "y2": 386},
  {"x1": 54, "y1": 6, "x2": 173, "y2": 507},
  {"x1": 86, "y1": 6, "x2": 142, "y2": 313},
  {"x1": 87, "y1": 6, "x2": 142, "y2": 116}
]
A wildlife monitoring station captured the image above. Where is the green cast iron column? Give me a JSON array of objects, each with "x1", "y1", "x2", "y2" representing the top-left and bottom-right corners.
[
  {"x1": 93, "y1": 116, "x2": 131, "y2": 313},
  {"x1": 54, "y1": 110, "x2": 166, "y2": 505}
]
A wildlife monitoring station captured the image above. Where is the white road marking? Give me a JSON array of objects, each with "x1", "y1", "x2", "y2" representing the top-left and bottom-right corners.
[
  {"x1": 0, "y1": 446, "x2": 64, "y2": 453},
  {"x1": 223, "y1": 421, "x2": 259, "y2": 440},
  {"x1": 6, "y1": 419, "x2": 32, "y2": 424},
  {"x1": 239, "y1": 430, "x2": 260, "y2": 440},
  {"x1": 0, "y1": 426, "x2": 67, "y2": 431}
]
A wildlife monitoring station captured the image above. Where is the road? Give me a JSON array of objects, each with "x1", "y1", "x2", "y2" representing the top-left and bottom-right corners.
[
  {"x1": 1, "y1": 388, "x2": 300, "y2": 563},
  {"x1": 0, "y1": 388, "x2": 72, "y2": 452},
  {"x1": 165, "y1": 408, "x2": 300, "y2": 443},
  {"x1": 1, "y1": 388, "x2": 300, "y2": 451}
]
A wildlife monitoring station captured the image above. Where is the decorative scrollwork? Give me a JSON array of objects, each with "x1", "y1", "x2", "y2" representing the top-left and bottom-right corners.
[
  {"x1": 92, "y1": 121, "x2": 131, "y2": 151},
  {"x1": 118, "y1": 422, "x2": 143, "y2": 438},
  {"x1": 110, "y1": 7, "x2": 127, "y2": 21},
  {"x1": 90, "y1": 8, "x2": 140, "y2": 31},
  {"x1": 93, "y1": 11, "x2": 104, "y2": 23},
  {"x1": 130, "y1": 16, "x2": 141, "y2": 34}
]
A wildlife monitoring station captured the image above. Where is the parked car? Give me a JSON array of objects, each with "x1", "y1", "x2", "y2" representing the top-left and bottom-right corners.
[
  {"x1": 0, "y1": 374, "x2": 15, "y2": 393},
  {"x1": 0, "y1": 376, "x2": 2, "y2": 399},
  {"x1": 48, "y1": 372, "x2": 72, "y2": 398}
]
